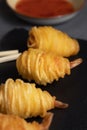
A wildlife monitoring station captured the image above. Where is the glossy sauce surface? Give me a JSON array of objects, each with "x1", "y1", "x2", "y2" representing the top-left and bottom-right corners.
[{"x1": 16, "y1": 0, "x2": 75, "y2": 18}]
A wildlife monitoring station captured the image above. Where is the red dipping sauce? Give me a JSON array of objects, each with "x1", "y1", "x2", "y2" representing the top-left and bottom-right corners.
[{"x1": 16, "y1": 0, "x2": 75, "y2": 18}]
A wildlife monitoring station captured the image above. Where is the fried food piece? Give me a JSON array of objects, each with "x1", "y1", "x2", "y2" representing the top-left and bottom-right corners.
[
  {"x1": 0, "y1": 78, "x2": 68, "y2": 118},
  {"x1": 0, "y1": 112, "x2": 53, "y2": 130},
  {"x1": 27, "y1": 26, "x2": 80, "y2": 57},
  {"x1": 16, "y1": 48, "x2": 82, "y2": 85}
]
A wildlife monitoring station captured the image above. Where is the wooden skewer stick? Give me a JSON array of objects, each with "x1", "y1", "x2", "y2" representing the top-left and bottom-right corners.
[
  {"x1": 0, "y1": 53, "x2": 21, "y2": 63},
  {"x1": 0, "y1": 50, "x2": 19, "y2": 57}
]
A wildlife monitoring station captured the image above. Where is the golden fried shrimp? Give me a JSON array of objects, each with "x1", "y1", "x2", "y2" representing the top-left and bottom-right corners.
[
  {"x1": 0, "y1": 78, "x2": 68, "y2": 119},
  {"x1": 27, "y1": 26, "x2": 80, "y2": 57},
  {"x1": 16, "y1": 48, "x2": 82, "y2": 85},
  {"x1": 0, "y1": 112, "x2": 53, "y2": 130}
]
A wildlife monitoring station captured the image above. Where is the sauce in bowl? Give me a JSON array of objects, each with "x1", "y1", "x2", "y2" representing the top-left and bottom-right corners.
[{"x1": 15, "y1": 0, "x2": 75, "y2": 18}]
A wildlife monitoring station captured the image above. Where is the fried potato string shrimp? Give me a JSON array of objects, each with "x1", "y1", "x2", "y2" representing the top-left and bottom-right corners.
[
  {"x1": 16, "y1": 48, "x2": 82, "y2": 85},
  {"x1": 27, "y1": 26, "x2": 80, "y2": 57},
  {"x1": 0, "y1": 78, "x2": 68, "y2": 119},
  {"x1": 0, "y1": 112, "x2": 53, "y2": 130}
]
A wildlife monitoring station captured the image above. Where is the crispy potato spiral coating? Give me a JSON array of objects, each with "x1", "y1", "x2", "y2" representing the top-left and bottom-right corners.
[
  {"x1": 0, "y1": 112, "x2": 53, "y2": 130},
  {"x1": 27, "y1": 26, "x2": 80, "y2": 57},
  {"x1": 16, "y1": 48, "x2": 70, "y2": 85},
  {"x1": 0, "y1": 78, "x2": 55, "y2": 118}
]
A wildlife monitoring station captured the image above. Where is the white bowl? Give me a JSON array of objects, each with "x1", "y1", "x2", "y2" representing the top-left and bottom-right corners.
[{"x1": 6, "y1": 0, "x2": 85, "y2": 25}]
